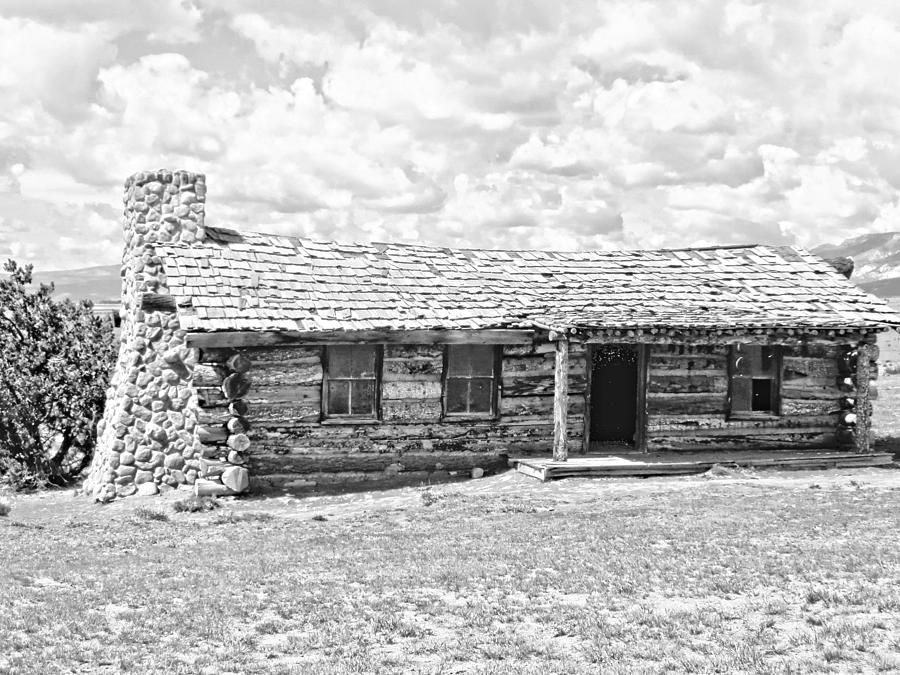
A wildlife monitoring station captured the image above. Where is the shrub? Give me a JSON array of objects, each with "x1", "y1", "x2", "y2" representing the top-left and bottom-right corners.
[
  {"x1": 0, "y1": 495, "x2": 11, "y2": 517},
  {"x1": 0, "y1": 260, "x2": 117, "y2": 489},
  {"x1": 173, "y1": 495, "x2": 220, "y2": 513},
  {"x1": 133, "y1": 506, "x2": 169, "y2": 522}
]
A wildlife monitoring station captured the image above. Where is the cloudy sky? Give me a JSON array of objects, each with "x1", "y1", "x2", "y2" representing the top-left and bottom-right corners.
[{"x1": 1, "y1": 0, "x2": 900, "y2": 271}]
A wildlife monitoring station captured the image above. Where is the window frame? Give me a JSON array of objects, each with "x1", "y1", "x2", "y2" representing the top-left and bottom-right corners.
[
  {"x1": 727, "y1": 343, "x2": 782, "y2": 420},
  {"x1": 441, "y1": 344, "x2": 502, "y2": 420},
  {"x1": 322, "y1": 344, "x2": 383, "y2": 422}
]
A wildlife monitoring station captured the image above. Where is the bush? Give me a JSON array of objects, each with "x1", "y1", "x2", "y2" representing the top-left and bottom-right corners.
[
  {"x1": 0, "y1": 260, "x2": 117, "y2": 489},
  {"x1": 172, "y1": 495, "x2": 220, "y2": 513},
  {"x1": 0, "y1": 495, "x2": 11, "y2": 517},
  {"x1": 133, "y1": 505, "x2": 169, "y2": 522}
]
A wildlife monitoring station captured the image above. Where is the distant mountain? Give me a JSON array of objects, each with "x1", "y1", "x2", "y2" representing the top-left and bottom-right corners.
[
  {"x1": 812, "y1": 232, "x2": 900, "y2": 297},
  {"x1": 31, "y1": 264, "x2": 121, "y2": 303}
]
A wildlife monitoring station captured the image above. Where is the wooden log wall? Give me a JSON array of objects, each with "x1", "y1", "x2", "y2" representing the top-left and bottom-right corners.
[
  {"x1": 643, "y1": 340, "x2": 876, "y2": 452},
  {"x1": 200, "y1": 340, "x2": 587, "y2": 480},
  {"x1": 190, "y1": 333, "x2": 883, "y2": 486}
]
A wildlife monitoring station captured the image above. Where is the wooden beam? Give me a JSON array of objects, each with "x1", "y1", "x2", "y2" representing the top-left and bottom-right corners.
[
  {"x1": 584, "y1": 332, "x2": 870, "y2": 346},
  {"x1": 553, "y1": 338, "x2": 569, "y2": 462},
  {"x1": 855, "y1": 343, "x2": 871, "y2": 453},
  {"x1": 582, "y1": 346, "x2": 592, "y2": 454},
  {"x1": 250, "y1": 451, "x2": 509, "y2": 475},
  {"x1": 186, "y1": 328, "x2": 535, "y2": 348},
  {"x1": 635, "y1": 344, "x2": 650, "y2": 452}
]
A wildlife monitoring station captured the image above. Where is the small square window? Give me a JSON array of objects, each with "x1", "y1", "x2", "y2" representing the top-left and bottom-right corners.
[
  {"x1": 730, "y1": 344, "x2": 781, "y2": 415},
  {"x1": 444, "y1": 345, "x2": 498, "y2": 416},
  {"x1": 324, "y1": 345, "x2": 380, "y2": 418}
]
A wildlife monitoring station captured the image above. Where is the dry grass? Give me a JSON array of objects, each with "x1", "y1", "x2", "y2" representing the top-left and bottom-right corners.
[
  {"x1": 874, "y1": 377, "x2": 900, "y2": 444},
  {"x1": 211, "y1": 509, "x2": 275, "y2": 525},
  {"x1": 2, "y1": 470, "x2": 900, "y2": 673},
  {"x1": 871, "y1": 326, "x2": 900, "y2": 449}
]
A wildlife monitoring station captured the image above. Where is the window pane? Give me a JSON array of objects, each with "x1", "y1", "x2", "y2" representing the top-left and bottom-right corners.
[
  {"x1": 447, "y1": 344, "x2": 495, "y2": 376},
  {"x1": 468, "y1": 346, "x2": 495, "y2": 376},
  {"x1": 469, "y1": 377, "x2": 493, "y2": 413},
  {"x1": 733, "y1": 344, "x2": 757, "y2": 376},
  {"x1": 350, "y1": 380, "x2": 375, "y2": 416},
  {"x1": 349, "y1": 345, "x2": 376, "y2": 378},
  {"x1": 328, "y1": 346, "x2": 352, "y2": 378},
  {"x1": 447, "y1": 345, "x2": 472, "y2": 376},
  {"x1": 327, "y1": 381, "x2": 350, "y2": 415},
  {"x1": 445, "y1": 378, "x2": 469, "y2": 413},
  {"x1": 752, "y1": 378, "x2": 774, "y2": 412},
  {"x1": 328, "y1": 345, "x2": 377, "y2": 378},
  {"x1": 731, "y1": 377, "x2": 751, "y2": 412},
  {"x1": 760, "y1": 347, "x2": 778, "y2": 375}
]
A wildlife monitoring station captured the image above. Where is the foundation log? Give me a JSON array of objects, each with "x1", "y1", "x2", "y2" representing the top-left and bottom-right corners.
[
  {"x1": 193, "y1": 478, "x2": 238, "y2": 497},
  {"x1": 226, "y1": 353, "x2": 253, "y2": 374},
  {"x1": 222, "y1": 372, "x2": 251, "y2": 400}
]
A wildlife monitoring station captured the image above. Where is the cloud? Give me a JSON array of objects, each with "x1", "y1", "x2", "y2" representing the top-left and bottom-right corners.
[
  {"x1": 228, "y1": 11, "x2": 353, "y2": 70},
  {"x1": 0, "y1": 192, "x2": 120, "y2": 271},
  {"x1": 0, "y1": 0, "x2": 204, "y2": 43},
  {"x1": 2, "y1": 0, "x2": 900, "y2": 272},
  {"x1": 0, "y1": 17, "x2": 116, "y2": 120}
]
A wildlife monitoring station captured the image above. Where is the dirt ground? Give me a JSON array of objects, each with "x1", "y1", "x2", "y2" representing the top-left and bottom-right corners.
[
  {"x1": 7, "y1": 463, "x2": 900, "y2": 527},
  {"x1": 5, "y1": 463, "x2": 900, "y2": 674}
]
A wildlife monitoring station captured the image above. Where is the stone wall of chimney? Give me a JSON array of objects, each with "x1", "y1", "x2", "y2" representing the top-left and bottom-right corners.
[{"x1": 84, "y1": 170, "x2": 206, "y2": 501}]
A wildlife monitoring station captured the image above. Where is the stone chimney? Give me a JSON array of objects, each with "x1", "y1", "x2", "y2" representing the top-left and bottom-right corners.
[
  {"x1": 824, "y1": 256, "x2": 854, "y2": 280},
  {"x1": 84, "y1": 170, "x2": 206, "y2": 501},
  {"x1": 123, "y1": 169, "x2": 206, "y2": 248},
  {"x1": 120, "y1": 170, "x2": 206, "y2": 327}
]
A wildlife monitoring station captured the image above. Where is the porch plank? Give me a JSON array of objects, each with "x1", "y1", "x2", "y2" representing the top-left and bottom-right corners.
[
  {"x1": 513, "y1": 461, "x2": 548, "y2": 482},
  {"x1": 512, "y1": 451, "x2": 893, "y2": 480}
]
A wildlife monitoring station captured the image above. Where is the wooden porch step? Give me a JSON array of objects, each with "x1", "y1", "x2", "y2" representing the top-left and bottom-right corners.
[{"x1": 512, "y1": 451, "x2": 894, "y2": 481}]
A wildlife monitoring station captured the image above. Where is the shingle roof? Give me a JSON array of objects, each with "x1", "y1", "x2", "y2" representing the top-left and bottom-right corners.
[{"x1": 157, "y1": 226, "x2": 900, "y2": 333}]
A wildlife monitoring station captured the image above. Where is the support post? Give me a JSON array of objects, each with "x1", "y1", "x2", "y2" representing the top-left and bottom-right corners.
[
  {"x1": 552, "y1": 337, "x2": 569, "y2": 462},
  {"x1": 855, "y1": 342, "x2": 872, "y2": 453}
]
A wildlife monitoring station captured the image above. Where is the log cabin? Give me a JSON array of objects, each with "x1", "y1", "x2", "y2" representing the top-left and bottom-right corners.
[{"x1": 85, "y1": 170, "x2": 900, "y2": 500}]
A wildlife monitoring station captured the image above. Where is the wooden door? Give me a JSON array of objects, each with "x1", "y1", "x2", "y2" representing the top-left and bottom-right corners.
[{"x1": 589, "y1": 345, "x2": 638, "y2": 450}]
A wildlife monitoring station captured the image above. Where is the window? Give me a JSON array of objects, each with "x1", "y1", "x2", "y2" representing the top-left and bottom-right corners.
[
  {"x1": 730, "y1": 344, "x2": 781, "y2": 416},
  {"x1": 324, "y1": 345, "x2": 381, "y2": 418},
  {"x1": 444, "y1": 344, "x2": 499, "y2": 416}
]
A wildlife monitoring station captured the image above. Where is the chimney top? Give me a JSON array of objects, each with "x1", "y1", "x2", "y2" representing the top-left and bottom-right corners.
[{"x1": 123, "y1": 169, "x2": 206, "y2": 249}]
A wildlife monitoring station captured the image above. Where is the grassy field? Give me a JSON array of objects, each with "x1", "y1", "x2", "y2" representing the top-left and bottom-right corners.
[
  {"x1": 3, "y1": 468, "x2": 900, "y2": 674},
  {"x1": 873, "y1": 323, "x2": 900, "y2": 441},
  {"x1": 873, "y1": 372, "x2": 900, "y2": 441}
]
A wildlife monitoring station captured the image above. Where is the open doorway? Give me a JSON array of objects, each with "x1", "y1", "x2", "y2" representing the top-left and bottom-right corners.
[{"x1": 589, "y1": 344, "x2": 639, "y2": 451}]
